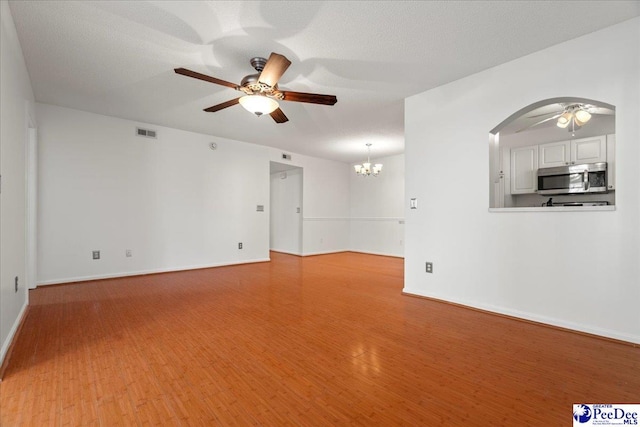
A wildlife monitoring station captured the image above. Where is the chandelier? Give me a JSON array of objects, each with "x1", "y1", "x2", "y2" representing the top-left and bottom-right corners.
[{"x1": 354, "y1": 143, "x2": 383, "y2": 177}]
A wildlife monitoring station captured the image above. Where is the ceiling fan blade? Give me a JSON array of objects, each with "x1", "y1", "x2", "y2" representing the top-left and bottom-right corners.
[
  {"x1": 203, "y1": 98, "x2": 241, "y2": 112},
  {"x1": 270, "y1": 108, "x2": 289, "y2": 124},
  {"x1": 515, "y1": 113, "x2": 562, "y2": 133},
  {"x1": 258, "y1": 53, "x2": 291, "y2": 87},
  {"x1": 526, "y1": 110, "x2": 564, "y2": 119},
  {"x1": 175, "y1": 68, "x2": 238, "y2": 90},
  {"x1": 280, "y1": 91, "x2": 337, "y2": 105}
]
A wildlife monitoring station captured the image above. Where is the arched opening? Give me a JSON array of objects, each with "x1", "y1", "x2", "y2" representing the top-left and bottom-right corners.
[{"x1": 489, "y1": 97, "x2": 615, "y2": 209}]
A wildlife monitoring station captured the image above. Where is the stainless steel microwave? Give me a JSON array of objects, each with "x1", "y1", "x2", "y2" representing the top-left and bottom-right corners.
[{"x1": 537, "y1": 162, "x2": 608, "y2": 195}]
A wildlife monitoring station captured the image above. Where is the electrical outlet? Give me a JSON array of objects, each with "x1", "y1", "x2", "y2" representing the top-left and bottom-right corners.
[
  {"x1": 426, "y1": 262, "x2": 433, "y2": 273},
  {"x1": 92, "y1": 250, "x2": 100, "y2": 260},
  {"x1": 238, "y1": 242, "x2": 243, "y2": 249},
  {"x1": 126, "y1": 249, "x2": 132, "y2": 257},
  {"x1": 14, "y1": 276, "x2": 18, "y2": 293}
]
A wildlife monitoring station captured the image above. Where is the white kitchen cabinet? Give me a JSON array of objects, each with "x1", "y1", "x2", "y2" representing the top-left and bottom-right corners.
[
  {"x1": 510, "y1": 145, "x2": 538, "y2": 194},
  {"x1": 571, "y1": 135, "x2": 607, "y2": 164},
  {"x1": 538, "y1": 135, "x2": 607, "y2": 168},
  {"x1": 539, "y1": 140, "x2": 571, "y2": 168}
]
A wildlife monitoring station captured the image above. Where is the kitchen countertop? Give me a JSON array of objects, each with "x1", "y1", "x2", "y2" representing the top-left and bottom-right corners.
[{"x1": 489, "y1": 206, "x2": 616, "y2": 213}]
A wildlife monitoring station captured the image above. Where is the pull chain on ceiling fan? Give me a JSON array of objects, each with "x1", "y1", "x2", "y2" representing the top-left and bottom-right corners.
[{"x1": 175, "y1": 52, "x2": 337, "y2": 124}]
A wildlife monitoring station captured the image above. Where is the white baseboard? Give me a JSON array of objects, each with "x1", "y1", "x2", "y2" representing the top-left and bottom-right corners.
[
  {"x1": 0, "y1": 301, "x2": 28, "y2": 366},
  {"x1": 269, "y1": 249, "x2": 302, "y2": 256},
  {"x1": 349, "y1": 250, "x2": 404, "y2": 259},
  {"x1": 403, "y1": 289, "x2": 640, "y2": 345},
  {"x1": 278, "y1": 249, "x2": 403, "y2": 259},
  {"x1": 37, "y1": 258, "x2": 271, "y2": 286},
  {"x1": 301, "y1": 249, "x2": 349, "y2": 257}
]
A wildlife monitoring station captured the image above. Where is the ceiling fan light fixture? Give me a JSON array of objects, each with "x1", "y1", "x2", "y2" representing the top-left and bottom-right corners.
[
  {"x1": 557, "y1": 112, "x2": 572, "y2": 128},
  {"x1": 239, "y1": 94, "x2": 279, "y2": 116},
  {"x1": 573, "y1": 117, "x2": 586, "y2": 127},
  {"x1": 574, "y1": 109, "x2": 591, "y2": 125}
]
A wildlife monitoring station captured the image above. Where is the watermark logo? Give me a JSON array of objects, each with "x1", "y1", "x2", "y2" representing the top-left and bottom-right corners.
[
  {"x1": 574, "y1": 404, "x2": 592, "y2": 423},
  {"x1": 573, "y1": 404, "x2": 639, "y2": 426}
]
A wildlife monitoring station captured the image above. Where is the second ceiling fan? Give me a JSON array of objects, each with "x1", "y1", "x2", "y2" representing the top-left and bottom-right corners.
[
  {"x1": 175, "y1": 52, "x2": 337, "y2": 124},
  {"x1": 517, "y1": 103, "x2": 614, "y2": 134}
]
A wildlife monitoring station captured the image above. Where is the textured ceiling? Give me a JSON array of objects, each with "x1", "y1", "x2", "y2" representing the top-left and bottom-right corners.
[{"x1": 8, "y1": 1, "x2": 640, "y2": 162}]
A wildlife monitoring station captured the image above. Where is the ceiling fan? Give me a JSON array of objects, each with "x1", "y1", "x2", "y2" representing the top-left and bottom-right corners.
[
  {"x1": 516, "y1": 103, "x2": 614, "y2": 134},
  {"x1": 175, "y1": 52, "x2": 337, "y2": 124}
]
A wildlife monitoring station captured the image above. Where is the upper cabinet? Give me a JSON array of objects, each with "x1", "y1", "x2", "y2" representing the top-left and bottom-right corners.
[
  {"x1": 538, "y1": 140, "x2": 570, "y2": 168},
  {"x1": 571, "y1": 135, "x2": 607, "y2": 164},
  {"x1": 538, "y1": 135, "x2": 606, "y2": 168}
]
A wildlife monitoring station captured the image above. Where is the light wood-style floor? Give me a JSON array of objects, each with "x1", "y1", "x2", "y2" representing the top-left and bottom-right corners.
[{"x1": 1, "y1": 252, "x2": 638, "y2": 426}]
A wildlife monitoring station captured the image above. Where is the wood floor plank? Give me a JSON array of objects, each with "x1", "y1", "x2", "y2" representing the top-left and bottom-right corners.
[{"x1": 0, "y1": 252, "x2": 638, "y2": 426}]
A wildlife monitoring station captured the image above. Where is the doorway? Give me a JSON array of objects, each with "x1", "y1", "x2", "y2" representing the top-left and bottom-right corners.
[{"x1": 269, "y1": 162, "x2": 303, "y2": 255}]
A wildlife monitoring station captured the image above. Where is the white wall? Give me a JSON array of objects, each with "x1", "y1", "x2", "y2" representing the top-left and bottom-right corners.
[
  {"x1": 267, "y1": 149, "x2": 350, "y2": 256},
  {"x1": 37, "y1": 103, "x2": 362, "y2": 282},
  {"x1": 0, "y1": 1, "x2": 35, "y2": 364},
  {"x1": 270, "y1": 167, "x2": 302, "y2": 255},
  {"x1": 37, "y1": 103, "x2": 271, "y2": 284},
  {"x1": 404, "y1": 18, "x2": 640, "y2": 343},
  {"x1": 350, "y1": 153, "x2": 405, "y2": 257}
]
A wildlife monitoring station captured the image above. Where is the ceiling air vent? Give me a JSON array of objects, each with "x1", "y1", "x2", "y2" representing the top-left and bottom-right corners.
[
  {"x1": 136, "y1": 127, "x2": 157, "y2": 139},
  {"x1": 282, "y1": 153, "x2": 292, "y2": 160}
]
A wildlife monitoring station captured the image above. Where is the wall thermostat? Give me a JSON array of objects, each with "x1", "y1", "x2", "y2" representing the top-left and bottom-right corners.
[{"x1": 209, "y1": 142, "x2": 217, "y2": 150}]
